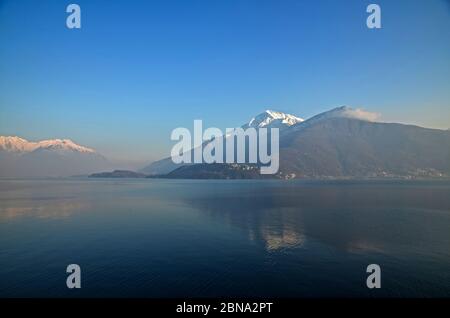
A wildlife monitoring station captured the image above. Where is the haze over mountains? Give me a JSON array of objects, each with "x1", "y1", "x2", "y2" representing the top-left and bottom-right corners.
[
  {"x1": 0, "y1": 137, "x2": 110, "y2": 177},
  {"x1": 1, "y1": 106, "x2": 450, "y2": 179}
]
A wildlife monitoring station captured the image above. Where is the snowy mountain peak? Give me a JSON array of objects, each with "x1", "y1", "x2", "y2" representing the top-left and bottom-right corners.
[
  {"x1": 245, "y1": 110, "x2": 304, "y2": 129},
  {"x1": 0, "y1": 136, "x2": 95, "y2": 154},
  {"x1": 36, "y1": 139, "x2": 95, "y2": 153},
  {"x1": 0, "y1": 136, "x2": 38, "y2": 153}
]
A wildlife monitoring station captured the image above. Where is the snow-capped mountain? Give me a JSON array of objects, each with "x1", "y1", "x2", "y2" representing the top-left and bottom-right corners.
[
  {"x1": 0, "y1": 136, "x2": 110, "y2": 177},
  {"x1": 141, "y1": 106, "x2": 450, "y2": 178},
  {"x1": 0, "y1": 136, "x2": 37, "y2": 153},
  {"x1": 140, "y1": 110, "x2": 304, "y2": 175},
  {"x1": 243, "y1": 110, "x2": 304, "y2": 129},
  {"x1": 0, "y1": 136, "x2": 94, "y2": 154},
  {"x1": 34, "y1": 139, "x2": 95, "y2": 153}
]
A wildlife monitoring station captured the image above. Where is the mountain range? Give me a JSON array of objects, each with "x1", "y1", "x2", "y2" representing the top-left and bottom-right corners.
[
  {"x1": 0, "y1": 136, "x2": 110, "y2": 177},
  {"x1": 142, "y1": 106, "x2": 450, "y2": 179},
  {"x1": 2, "y1": 106, "x2": 450, "y2": 179}
]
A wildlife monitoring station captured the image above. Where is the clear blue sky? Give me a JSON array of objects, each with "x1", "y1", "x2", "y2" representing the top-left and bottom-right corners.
[{"x1": 0, "y1": 0, "x2": 449, "y2": 165}]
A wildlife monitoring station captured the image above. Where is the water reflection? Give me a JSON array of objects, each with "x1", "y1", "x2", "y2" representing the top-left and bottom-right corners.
[
  {"x1": 1, "y1": 179, "x2": 450, "y2": 256},
  {"x1": 257, "y1": 223, "x2": 306, "y2": 251},
  {"x1": 0, "y1": 200, "x2": 89, "y2": 220},
  {"x1": 178, "y1": 181, "x2": 450, "y2": 256},
  {"x1": 1, "y1": 179, "x2": 450, "y2": 297}
]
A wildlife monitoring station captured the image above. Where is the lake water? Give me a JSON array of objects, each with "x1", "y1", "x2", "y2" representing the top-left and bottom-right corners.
[{"x1": 0, "y1": 178, "x2": 449, "y2": 297}]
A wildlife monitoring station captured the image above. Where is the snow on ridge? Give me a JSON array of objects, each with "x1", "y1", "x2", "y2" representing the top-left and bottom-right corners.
[
  {"x1": 0, "y1": 136, "x2": 37, "y2": 152},
  {"x1": 37, "y1": 139, "x2": 95, "y2": 153},
  {"x1": 0, "y1": 136, "x2": 95, "y2": 153},
  {"x1": 246, "y1": 110, "x2": 304, "y2": 129}
]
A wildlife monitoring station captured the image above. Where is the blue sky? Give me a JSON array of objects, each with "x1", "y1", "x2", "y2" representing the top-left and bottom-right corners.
[{"x1": 0, "y1": 0, "x2": 449, "y2": 165}]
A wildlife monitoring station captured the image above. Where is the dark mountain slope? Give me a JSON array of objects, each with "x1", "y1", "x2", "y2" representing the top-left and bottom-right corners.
[{"x1": 279, "y1": 117, "x2": 450, "y2": 178}]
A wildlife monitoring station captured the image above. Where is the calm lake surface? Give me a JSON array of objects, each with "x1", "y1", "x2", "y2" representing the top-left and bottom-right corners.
[{"x1": 0, "y1": 178, "x2": 449, "y2": 297}]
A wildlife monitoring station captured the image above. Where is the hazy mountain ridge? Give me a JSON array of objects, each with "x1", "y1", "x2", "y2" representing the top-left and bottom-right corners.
[
  {"x1": 0, "y1": 136, "x2": 95, "y2": 153},
  {"x1": 0, "y1": 136, "x2": 110, "y2": 177}
]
